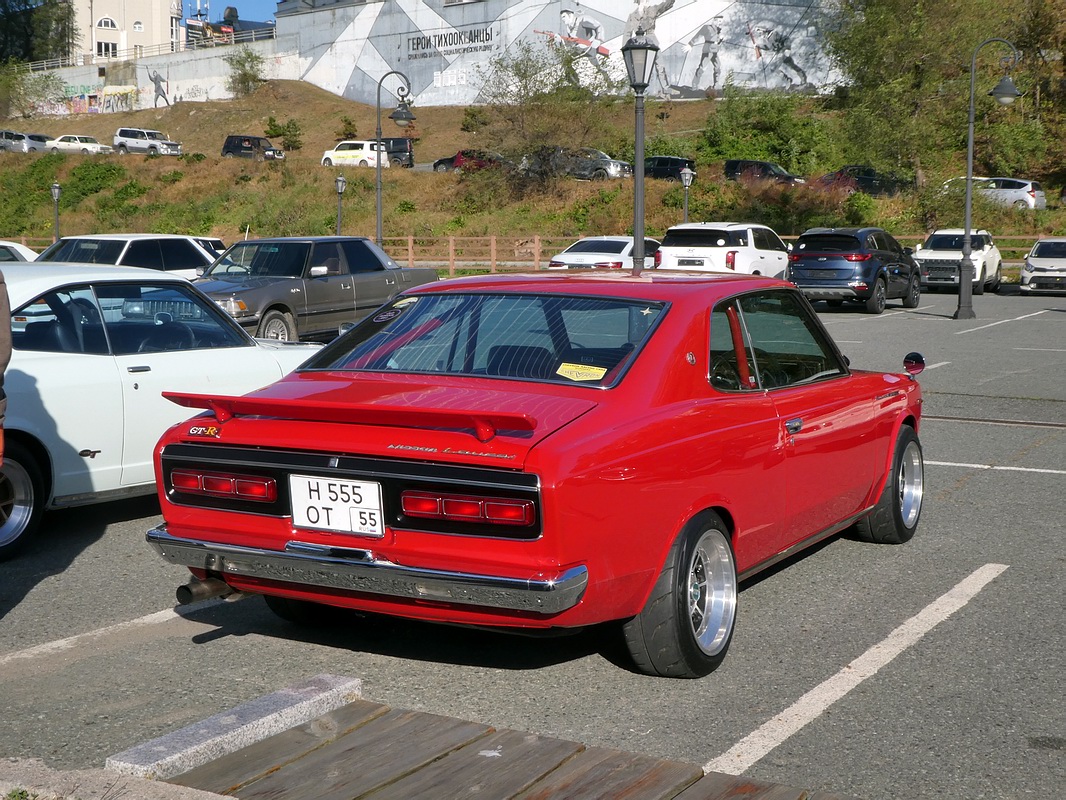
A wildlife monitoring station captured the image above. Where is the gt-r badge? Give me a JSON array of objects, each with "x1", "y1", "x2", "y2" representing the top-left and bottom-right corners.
[{"x1": 188, "y1": 425, "x2": 221, "y2": 437}]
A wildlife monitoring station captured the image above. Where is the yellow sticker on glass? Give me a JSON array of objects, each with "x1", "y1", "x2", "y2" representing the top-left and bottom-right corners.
[{"x1": 556, "y1": 362, "x2": 608, "y2": 382}]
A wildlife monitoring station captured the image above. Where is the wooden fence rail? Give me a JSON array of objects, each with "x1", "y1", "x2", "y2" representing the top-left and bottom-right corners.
[{"x1": 4, "y1": 233, "x2": 1044, "y2": 274}]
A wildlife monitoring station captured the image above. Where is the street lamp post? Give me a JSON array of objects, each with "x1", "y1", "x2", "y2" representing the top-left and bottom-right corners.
[
  {"x1": 375, "y1": 70, "x2": 416, "y2": 246},
  {"x1": 50, "y1": 182, "x2": 61, "y2": 242},
  {"x1": 334, "y1": 174, "x2": 347, "y2": 235},
  {"x1": 679, "y1": 166, "x2": 695, "y2": 223},
  {"x1": 956, "y1": 38, "x2": 1021, "y2": 320},
  {"x1": 622, "y1": 30, "x2": 659, "y2": 276}
]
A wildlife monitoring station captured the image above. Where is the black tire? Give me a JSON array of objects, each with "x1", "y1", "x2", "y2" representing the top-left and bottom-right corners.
[
  {"x1": 0, "y1": 441, "x2": 46, "y2": 561},
  {"x1": 323, "y1": 157, "x2": 333, "y2": 167},
  {"x1": 989, "y1": 263, "x2": 1002, "y2": 293},
  {"x1": 434, "y1": 163, "x2": 450, "y2": 173},
  {"x1": 591, "y1": 169, "x2": 608, "y2": 181},
  {"x1": 117, "y1": 145, "x2": 128, "y2": 155},
  {"x1": 864, "y1": 278, "x2": 887, "y2": 314},
  {"x1": 257, "y1": 309, "x2": 298, "y2": 341},
  {"x1": 902, "y1": 274, "x2": 921, "y2": 308},
  {"x1": 223, "y1": 152, "x2": 235, "y2": 158},
  {"x1": 623, "y1": 511, "x2": 737, "y2": 678},
  {"x1": 972, "y1": 266, "x2": 985, "y2": 295},
  {"x1": 853, "y1": 426, "x2": 923, "y2": 544}
]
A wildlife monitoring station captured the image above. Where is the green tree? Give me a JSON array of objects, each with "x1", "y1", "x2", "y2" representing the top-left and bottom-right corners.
[
  {"x1": 0, "y1": 0, "x2": 76, "y2": 63},
  {"x1": 223, "y1": 46, "x2": 265, "y2": 98},
  {"x1": 0, "y1": 59, "x2": 65, "y2": 118},
  {"x1": 474, "y1": 39, "x2": 624, "y2": 157},
  {"x1": 265, "y1": 116, "x2": 303, "y2": 151},
  {"x1": 824, "y1": 0, "x2": 1032, "y2": 182}
]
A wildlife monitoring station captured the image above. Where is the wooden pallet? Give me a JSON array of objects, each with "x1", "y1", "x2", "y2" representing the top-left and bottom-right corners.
[{"x1": 169, "y1": 700, "x2": 855, "y2": 800}]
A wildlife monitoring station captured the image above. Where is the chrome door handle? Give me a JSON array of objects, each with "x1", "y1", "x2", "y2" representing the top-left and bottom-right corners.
[
  {"x1": 785, "y1": 417, "x2": 803, "y2": 434},
  {"x1": 128, "y1": 365, "x2": 151, "y2": 373}
]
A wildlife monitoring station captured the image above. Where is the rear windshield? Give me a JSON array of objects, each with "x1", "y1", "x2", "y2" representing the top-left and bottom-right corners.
[
  {"x1": 38, "y1": 238, "x2": 125, "y2": 264},
  {"x1": 794, "y1": 235, "x2": 861, "y2": 253},
  {"x1": 662, "y1": 229, "x2": 744, "y2": 247},
  {"x1": 565, "y1": 240, "x2": 627, "y2": 254},
  {"x1": 303, "y1": 292, "x2": 666, "y2": 387}
]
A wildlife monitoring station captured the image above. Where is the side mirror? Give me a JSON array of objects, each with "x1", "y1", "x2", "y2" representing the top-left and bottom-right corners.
[
  {"x1": 903, "y1": 352, "x2": 925, "y2": 376},
  {"x1": 309, "y1": 265, "x2": 329, "y2": 277}
]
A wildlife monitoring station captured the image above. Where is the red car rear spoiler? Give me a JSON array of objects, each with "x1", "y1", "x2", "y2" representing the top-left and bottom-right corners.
[{"x1": 164, "y1": 391, "x2": 537, "y2": 443}]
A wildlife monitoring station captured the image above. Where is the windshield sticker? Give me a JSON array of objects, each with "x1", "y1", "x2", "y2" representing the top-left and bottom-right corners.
[
  {"x1": 372, "y1": 308, "x2": 404, "y2": 323},
  {"x1": 557, "y1": 362, "x2": 608, "y2": 382},
  {"x1": 393, "y1": 297, "x2": 418, "y2": 307}
]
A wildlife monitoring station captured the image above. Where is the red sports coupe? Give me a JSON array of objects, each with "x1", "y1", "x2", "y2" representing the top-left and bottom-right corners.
[{"x1": 148, "y1": 271, "x2": 925, "y2": 678}]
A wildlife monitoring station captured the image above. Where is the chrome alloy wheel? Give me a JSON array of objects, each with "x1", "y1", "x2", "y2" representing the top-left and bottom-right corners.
[
  {"x1": 898, "y1": 438, "x2": 924, "y2": 529},
  {"x1": 687, "y1": 529, "x2": 737, "y2": 656}
]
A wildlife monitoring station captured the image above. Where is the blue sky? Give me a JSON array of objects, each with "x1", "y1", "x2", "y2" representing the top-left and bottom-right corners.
[{"x1": 185, "y1": 1, "x2": 277, "y2": 23}]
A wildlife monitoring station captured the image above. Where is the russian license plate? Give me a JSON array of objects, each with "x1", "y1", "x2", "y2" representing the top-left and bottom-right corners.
[{"x1": 289, "y1": 475, "x2": 384, "y2": 538}]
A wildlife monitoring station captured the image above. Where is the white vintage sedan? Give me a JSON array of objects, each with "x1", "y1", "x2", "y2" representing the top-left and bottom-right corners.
[
  {"x1": 0, "y1": 263, "x2": 322, "y2": 559},
  {"x1": 46, "y1": 134, "x2": 114, "y2": 155}
]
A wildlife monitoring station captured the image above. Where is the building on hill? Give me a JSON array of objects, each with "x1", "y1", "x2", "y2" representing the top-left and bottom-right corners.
[{"x1": 32, "y1": 0, "x2": 836, "y2": 115}]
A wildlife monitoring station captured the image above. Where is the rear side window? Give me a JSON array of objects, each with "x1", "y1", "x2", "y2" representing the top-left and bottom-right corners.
[
  {"x1": 710, "y1": 290, "x2": 847, "y2": 392},
  {"x1": 565, "y1": 240, "x2": 627, "y2": 254},
  {"x1": 122, "y1": 239, "x2": 165, "y2": 269},
  {"x1": 159, "y1": 239, "x2": 209, "y2": 270},
  {"x1": 341, "y1": 239, "x2": 385, "y2": 273},
  {"x1": 662, "y1": 229, "x2": 744, "y2": 247},
  {"x1": 795, "y1": 235, "x2": 861, "y2": 253}
]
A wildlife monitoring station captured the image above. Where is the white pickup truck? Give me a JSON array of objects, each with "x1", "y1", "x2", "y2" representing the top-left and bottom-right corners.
[{"x1": 912, "y1": 228, "x2": 1002, "y2": 294}]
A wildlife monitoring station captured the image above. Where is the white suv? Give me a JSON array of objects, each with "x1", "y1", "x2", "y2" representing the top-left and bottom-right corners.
[
  {"x1": 913, "y1": 228, "x2": 1002, "y2": 294},
  {"x1": 654, "y1": 222, "x2": 789, "y2": 278},
  {"x1": 113, "y1": 127, "x2": 182, "y2": 156}
]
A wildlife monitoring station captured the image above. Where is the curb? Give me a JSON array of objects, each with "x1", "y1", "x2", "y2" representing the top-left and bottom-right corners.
[{"x1": 105, "y1": 673, "x2": 361, "y2": 780}]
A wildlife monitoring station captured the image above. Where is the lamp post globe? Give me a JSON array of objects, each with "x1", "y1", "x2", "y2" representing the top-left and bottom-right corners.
[
  {"x1": 375, "y1": 71, "x2": 415, "y2": 247},
  {"x1": 622, "y1": 29, "x2": 659, "y2": 276},
  {"x1": 679, "y1": 167, "x2": 695, "y2": 223},
  {"x1": 956, "y1": 38, "x2": 1021, "y2": 321}
]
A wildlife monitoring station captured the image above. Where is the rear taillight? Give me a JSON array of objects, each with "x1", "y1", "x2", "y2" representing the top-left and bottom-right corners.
[
  {"x1": 843, "y1": 253, "x2": 872, "y2": 261},
  {"x1": 788, "y1": 253, "x2": 801, "y2": 262},
  {"x1": 595, "y1": 261, "x2": 624, "y2": 269},
  {"x1": 548, "y1": 260, "x2": 565, "y2": 269},
  {"x1": 725, "y1": 250, "x2": 737, "y2": 270},
  {"x1": 401, "y1": 490, "x2": 535, "y2": 526},
  {"x1": 654, "y1": 250, "x2": 662, "y2": 268},
  {"x1": 171, "y1": 469, "x2": 277, "y2": 502}
]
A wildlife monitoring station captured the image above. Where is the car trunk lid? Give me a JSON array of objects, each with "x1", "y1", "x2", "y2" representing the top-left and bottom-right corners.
[{"x1": 164, "y1": 372, "x2": 599, "y2": 468}]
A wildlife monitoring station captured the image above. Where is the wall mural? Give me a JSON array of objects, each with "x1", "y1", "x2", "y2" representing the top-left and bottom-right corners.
[{"x1": 37, "y1": 0, "x2": 835, "y2": 115}]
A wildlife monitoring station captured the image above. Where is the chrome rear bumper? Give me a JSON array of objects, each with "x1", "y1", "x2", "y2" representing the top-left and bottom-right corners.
[{"x1": 147, "y1": 525, "x2": 587, "y2": 615}]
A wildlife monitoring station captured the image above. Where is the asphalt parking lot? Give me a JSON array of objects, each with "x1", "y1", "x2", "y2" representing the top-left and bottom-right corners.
[{"x1": 0, "y1": 285, "x2": 1062, "y2": 800}]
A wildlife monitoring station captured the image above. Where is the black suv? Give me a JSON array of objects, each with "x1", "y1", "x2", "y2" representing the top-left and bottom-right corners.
[
  {"x1": 786, "y1": 227, "x2": 920, "y2": 314},
  {"x1": 520, "y1": 146, "x2": 631, "y2": 180},
  {"x1": 645, "y1": 156, "x2": 696, "y2": 181},
  {"x1": 221, "y1": 135, "x2": 285, "y2": 161},
  {"x1": 379, "y1": 137, "x2": 414, "y2": 168},
  {"x1": 815, "y1": 165, "x2": 911, "y2": 197},
  {"x1": 724, "y1": 159, "x2": 805, "y2": 185}
]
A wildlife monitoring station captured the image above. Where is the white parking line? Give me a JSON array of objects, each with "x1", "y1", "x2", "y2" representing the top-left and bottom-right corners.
[
  {"x1": 1015, "y1": 347, "x2": 1066, "y2": 352},
  {"x1": 704, "y1": 563, "x2": 1008, "y2": 776},
  {"x1": 924, "y1": 361, "x2": 950, "y2": 369},
  {"x1": 0, "y1": 600, "x2": 226, "y2": 666},
  {"x1": 926, "y1": 459, "x2": 1066, "y2": 475},
  {"x1": 954, "y1": 309, "x2": 1048, "y2": 334}
]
